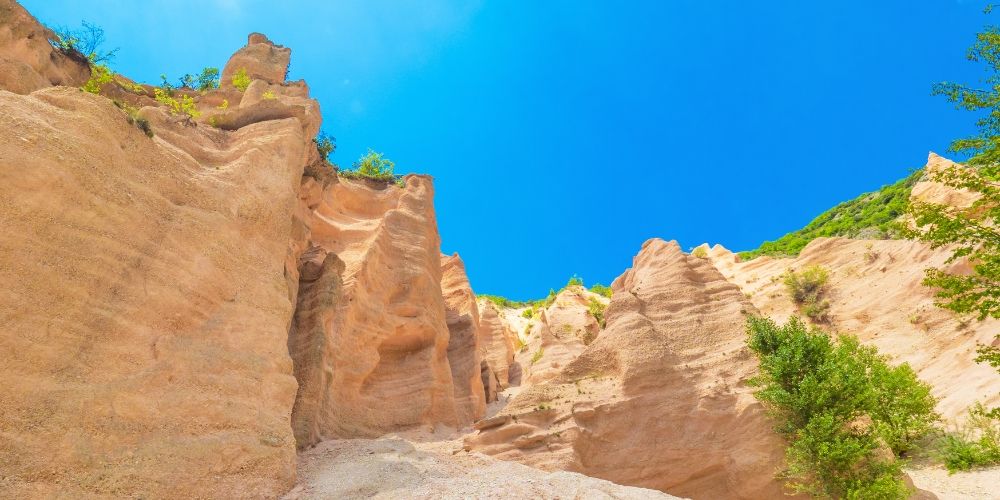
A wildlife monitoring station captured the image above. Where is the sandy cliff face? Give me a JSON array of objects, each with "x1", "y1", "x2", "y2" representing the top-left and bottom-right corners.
[
  {"x1": 476, "y1": 300, "x2": 517, "y2": 388},
  {"x1": 287, "y1": 173, "x2": 485, "y2": 447},
  {"x1": 0, "y1": 5, "x2": 487, "y2": 495},
  {"x1": 510, "y1": 287, "x2": 609, "y2": 387},
  {"x1": 465, "y1": 239, "x2": 788, "y2": 500},
  {"x1": 441, "y1": 253, "x2": 488, "y2": 424},
  {"x1": 0, "y1": 85, "x2": 307, "y2": 498},
  {"x1": 0, "y1": 0, "x2": 89, "y2": 94}
]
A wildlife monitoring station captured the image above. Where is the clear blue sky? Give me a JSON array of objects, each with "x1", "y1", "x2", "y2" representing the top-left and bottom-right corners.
[{"x1": 23, "y1": 1, "x2": 988, "y2": 300}]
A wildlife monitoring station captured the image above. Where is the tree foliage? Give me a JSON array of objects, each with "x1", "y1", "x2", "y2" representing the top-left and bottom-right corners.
[
  {"x1": 904, "y1": 14, "x2": 1000, "y2": 410},
  {"x1": 747, "y1": 317, "x2": 938, "y2": 498}
]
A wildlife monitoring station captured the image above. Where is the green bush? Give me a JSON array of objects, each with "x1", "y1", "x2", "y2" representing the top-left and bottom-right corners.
[
  {"x1": 691, "y1": 246, "x2": 708, "y2": 258},
  {"x1": 747, "y1": 316, "x2": 938, "y2": 498},
  {"x1": 739, "y1": 170, "x2": 922, "y2": 260},
  {"x1": 566, "y1": 275, "x2": 584, "y2": 287},
  {"x1": 154, "y1": 88, "x2": 200, "y2": 120},
  {"x1": 939, "y1": 403, "x2": 1000, "y2": 472},
  {"x1": 521, "y1": 307, "x2": 534, "y2": 319},
  {"x1": 232, "y1": 68, "x2": 252, "y2": 92},
  {"x1": 340, "y1": 149, "x2": 400, "y2": 183},
  {"x1": 315, "y1": 132, "x2": 336, "y2": 161},
  {"x1": 81, "y1": 60, "x2": 113, "y2": 94},
  {"x1": 784, "y1": 265, "x2": 832, "y2": 322},
  {"x1": 588, "y1": 297, "x2": 606, "y2": 329},
  {"x1": 196, "y1": 67, "x2": 220, "y2": 90},
  {"x1": 590, "y1": 283, "x2": 612, "y2": 298}
]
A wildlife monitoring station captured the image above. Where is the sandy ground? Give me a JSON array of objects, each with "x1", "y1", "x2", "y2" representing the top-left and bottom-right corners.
[
  {"x1": 907, "y1": 465, "x2": 1000, "y2": 500},
  {"x1": 284, "y1": 430, "x2": 679, "y2": 499}
]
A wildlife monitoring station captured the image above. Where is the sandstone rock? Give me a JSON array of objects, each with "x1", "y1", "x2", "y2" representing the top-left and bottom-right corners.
[
  {"x1": 909, "y1": 152, "x2": 980, "y2": 208},
  {"x1": 0, "y1": 0, "x2": 89, "y2": 94},
  {"x1": 287, "y1": 175, "x2": 464, "y2": 447},
  {"x1": 441, "y1": 253, "x2": 487, "y2": 424},
  {"x1": 476, "y1": 299, "x2": 517, "y2": 386},
  {"x1": 222, "y1": 32, "x2": 291, "y2": 88},
  {"x1": 465, "y1": 239, "x2": 789, "y2": 499},
  {"x1": 505, "y1": 286, "x2": 609, "y2": 388},
  {"x1": 0, "y1": 86, "x2": 305, "y2": 498}
]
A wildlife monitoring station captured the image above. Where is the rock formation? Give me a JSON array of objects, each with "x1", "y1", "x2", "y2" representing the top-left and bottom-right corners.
[
  {"x1": 0, "y1": 65, "x2": 307, "y2": 500},
  {"x1": 476, "y1": 299, "x2": 517, "y2": 388},
  {"x1": 0, "y1": 4, "x2": 487, "y2": 496},
  {"x1": 287, "y1": 173, "x2": 473, "y2": 447},
  {"x1": 465, "y1": 239, "x2": 789, "y2": 499},
  {"x1": 699, "y1": 152, "x2": 1000, "y2": 420},
  {"x1": 0, "y1": 0, "x2": 89, "y2": 94},
  {"x1": 510, "y1": 286, "x2": 609, "y2": 387},
  {"x1": 441, "y1": 253, "x2": 488, "y2": 423}
]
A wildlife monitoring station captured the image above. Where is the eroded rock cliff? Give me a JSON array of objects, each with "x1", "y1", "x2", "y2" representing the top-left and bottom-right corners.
[
  {"x1": 465, "y1": 239, "x2": 789, "y2": 499},
  {"x1": 0, "y1": 82, "x2": 305, "y2": 499}
]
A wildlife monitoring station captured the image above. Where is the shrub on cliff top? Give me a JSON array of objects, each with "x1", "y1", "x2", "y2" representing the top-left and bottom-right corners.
[
  {"x1": 339, "y1": 149, "x2": 401, "y2": 184},
  {"x1": 747, "y1": 316, "x2": 938, "y2": 498}
]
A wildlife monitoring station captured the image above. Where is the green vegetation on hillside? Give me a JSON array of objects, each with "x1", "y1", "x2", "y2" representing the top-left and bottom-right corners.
[
  {"x1": 479, "y1": 276, "x2": 612, "y2": 313},
  {"x1": 783, "y1": 265, "x2": 831, "y2": 323},
  {"x1": 746, "y1": 316, "x2": 938, "y2": 499},
  {"x1": 739, "y1": 170, "x2": 922, "y2": 260}
]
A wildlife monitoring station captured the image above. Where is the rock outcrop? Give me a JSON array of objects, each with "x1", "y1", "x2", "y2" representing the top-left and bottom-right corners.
[
  {"x1": 0, "y1": 0, "x2": 89, "y2": 94},
  {"x1": 222, "y1": 33, "x2": 292, "y2": 87},
  {"x1": 0, "y1": 87, "x2": 306, "y2": 497},
  {"x1": 476, "y1": 299, "x2": 517, "y2": 387},
  {"x1": 441, "y1": 253, "x2": 488, "y2": 424},
  {"x1": 465, "y1": 239, "x2": 789, "y2": 499},
  {"x1": 287, "y1": 175, "x2": 469, "y2": 447},
  {"x1": 512, "y1": 286, "x2": 608, "y2": 386}
]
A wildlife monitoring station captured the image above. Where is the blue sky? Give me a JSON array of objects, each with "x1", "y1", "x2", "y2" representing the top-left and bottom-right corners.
[{"x1": 24, "y1": 1, "x2": 989, "y2": 299}]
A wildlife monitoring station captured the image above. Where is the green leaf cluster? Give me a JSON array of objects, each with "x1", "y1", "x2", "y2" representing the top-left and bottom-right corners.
[
  {"x1": 153, "y1": 88, "x2": 200, "y2": 120},
  {"x1": 232, "y1": 68, "x2": 252, "y2": 92},
  {"x1": 746, "y1": 316, "x2": 938, "y2": 498},
  {"x1": 339, "y1": 149, "x2": 401, "y2": 183}
]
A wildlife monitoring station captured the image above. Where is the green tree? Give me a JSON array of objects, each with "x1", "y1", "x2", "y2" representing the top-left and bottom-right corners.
[
  {"x1": 905, "y1": 11, "x2": 1000, "y2": 402},
  {"x1": 746, "y1": 316, "x2": 937, "y2": 498},
  {"x1": 315, "y1": 132, "x2": 336, "y2": 161},
  {"x1": 196, "y1": 67, "x2": 220, "y2": 91}
]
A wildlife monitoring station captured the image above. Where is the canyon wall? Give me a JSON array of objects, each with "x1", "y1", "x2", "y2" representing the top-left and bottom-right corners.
[
  {"x1": 0, "y1": 4, "x2": 490, "y2": 496},
  {"x1": 0, "y1": 81, "x2": 306, "y2": 499},
  {"x1": 465, "y1": 239, "x2": 789, "y2": 499}
]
